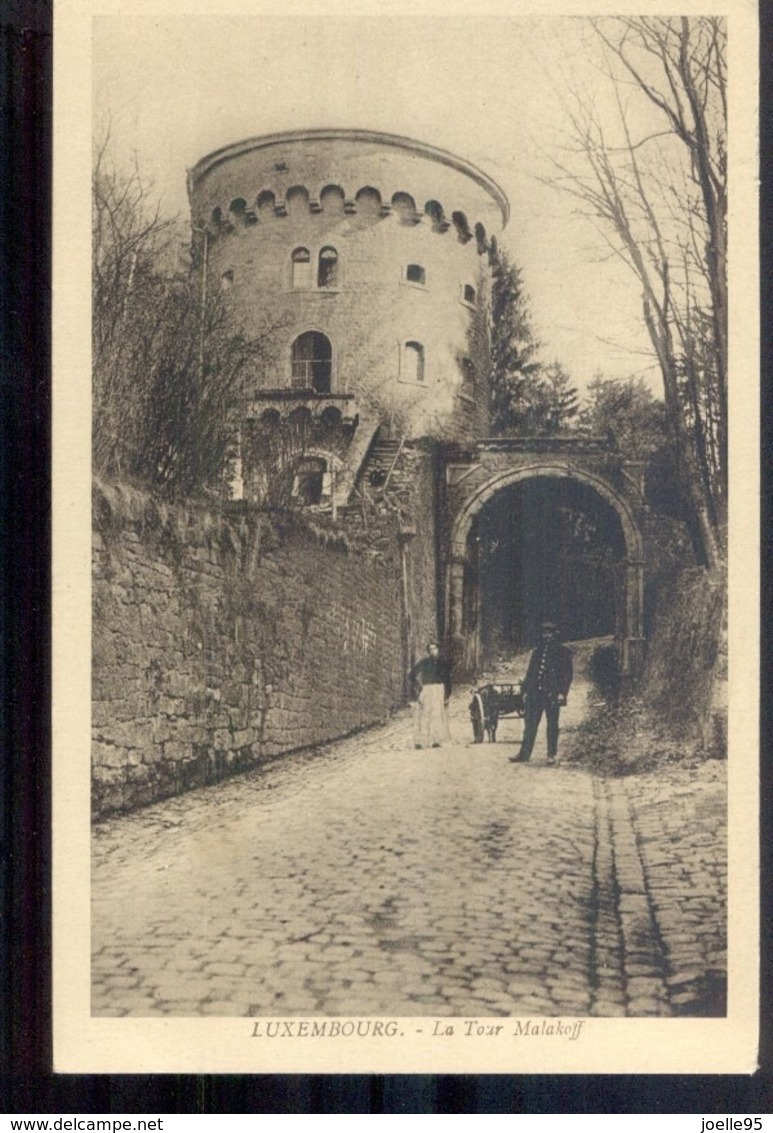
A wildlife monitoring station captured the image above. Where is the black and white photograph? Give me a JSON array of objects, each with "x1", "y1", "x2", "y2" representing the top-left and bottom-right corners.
[{"x1": 53, "y1": 1, "x2": 759, "y2": 1074}]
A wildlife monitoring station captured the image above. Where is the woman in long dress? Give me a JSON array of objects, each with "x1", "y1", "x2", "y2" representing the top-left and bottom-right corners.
[{"x1": 411, "y1": 642, "x2": 452, "y2": 748}]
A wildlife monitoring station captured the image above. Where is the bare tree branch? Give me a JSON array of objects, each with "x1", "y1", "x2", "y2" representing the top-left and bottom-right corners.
[
  {"x1": 93, "y1": 129, "x2": 285, "y2": 498},
  {"x1": 544, "y1": 16, "x2": 727, "y2": 567}
]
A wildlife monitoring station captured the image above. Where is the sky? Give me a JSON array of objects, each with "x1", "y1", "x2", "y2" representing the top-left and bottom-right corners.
[{"x1": 92, "y1": 15, "x2": 660, "y2": 393}]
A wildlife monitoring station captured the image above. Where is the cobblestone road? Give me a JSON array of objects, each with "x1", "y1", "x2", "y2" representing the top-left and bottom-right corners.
[{"x1": 92, "y1": 649, "x2": 726, "y2": 1018}]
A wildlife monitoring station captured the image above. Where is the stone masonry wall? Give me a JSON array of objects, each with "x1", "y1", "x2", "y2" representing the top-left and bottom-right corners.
[
  {"x1": 394, "y1": 447, "x2": 440, "y2": 670},
  {"x1": 92, "y1": 487, "x2": 405, "y2": 818},
  {"x1": 347, "y1": 442, "x2": 441, "y2": 680}
]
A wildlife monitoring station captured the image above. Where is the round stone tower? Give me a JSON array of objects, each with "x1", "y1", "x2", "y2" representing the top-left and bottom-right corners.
[{"x1": 188, "y1": 129, "x2": 509, "y2": 444}]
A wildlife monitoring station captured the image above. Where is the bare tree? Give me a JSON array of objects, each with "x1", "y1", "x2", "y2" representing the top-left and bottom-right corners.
[
  {"x1": 92, "y1": 129, "x2": 176, "y2": 477},
  {"x1": 93, "y1": 132, "x2": 285, "y2": 498},
  {"x1": 243, "y1": 415, "x2": 313, "y2": 510},
  {"x1": 546, "y1": 17, "x2": 726, "y2": 568}
]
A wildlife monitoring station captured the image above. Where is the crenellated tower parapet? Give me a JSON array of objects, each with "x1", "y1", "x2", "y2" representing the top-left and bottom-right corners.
[
  {"x1": 188, "y1": 129, "x2": 508, "y2": 454},
  {"x1": 188, "y1": 128, "x2": 508, "y2": 240}
]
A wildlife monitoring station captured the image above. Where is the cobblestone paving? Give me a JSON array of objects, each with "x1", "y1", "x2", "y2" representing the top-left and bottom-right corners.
[
  {"x1": 92, "y1": 650, "x2": 726, "y2": 1018},
  {"x1": 622, "y1": 762, "x2": 727, "y2": 1016}
]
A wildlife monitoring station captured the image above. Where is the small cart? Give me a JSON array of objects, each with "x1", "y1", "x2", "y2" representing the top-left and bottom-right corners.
[{"x1": 469, "y1": 682, "x2": 526, "y2": 743}]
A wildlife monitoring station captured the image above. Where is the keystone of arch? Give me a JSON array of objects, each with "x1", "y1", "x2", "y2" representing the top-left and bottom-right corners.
[{"x1": 450, "y1": 462, "x2": 644, "y2": 562}]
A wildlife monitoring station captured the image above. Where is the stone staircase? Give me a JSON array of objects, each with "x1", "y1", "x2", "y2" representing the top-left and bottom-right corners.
[
  {"x1": 363, "y1": 437, "x2": 404, "y2": 488},
  {"x1": 329, "y1": 416, "x2": 380, "y2": 509}
]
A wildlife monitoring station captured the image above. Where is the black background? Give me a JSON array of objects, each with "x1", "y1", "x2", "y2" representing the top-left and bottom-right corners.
[{"x1": 1, "y1": 0, "x2": 770, "y2": 1112}]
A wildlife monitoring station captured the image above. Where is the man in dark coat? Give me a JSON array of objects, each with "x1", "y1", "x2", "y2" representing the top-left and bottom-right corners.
[{"x1": 510, "y1": 621, "x2": 573, "y2": 763}]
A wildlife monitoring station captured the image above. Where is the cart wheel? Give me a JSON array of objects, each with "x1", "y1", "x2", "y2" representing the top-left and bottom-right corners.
[{"x1": 471, "y1": 694, "x2": 485, "y2": 743}]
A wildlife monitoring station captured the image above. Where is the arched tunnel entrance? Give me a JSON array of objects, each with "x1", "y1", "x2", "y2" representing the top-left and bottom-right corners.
[
  {"x1": 475, "y1": 476, "x2": 626, "y2": 655},
  {"x1": 446, "y1": 466, "x2": 645, "y2": 677}
]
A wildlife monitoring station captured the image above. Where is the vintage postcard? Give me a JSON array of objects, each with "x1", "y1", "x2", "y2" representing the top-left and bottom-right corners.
[{"x1": 53, "y1": 0, "x2": 759, "y2": 1073}]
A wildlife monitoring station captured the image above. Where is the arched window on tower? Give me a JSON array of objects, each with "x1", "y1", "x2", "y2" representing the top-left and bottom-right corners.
[
  {"x1": 317, "y1": 246, "x2": 339, "y2": 288},
  {"x1": 291, "y1": 331, "x2": 333, "y2": 393},
  {"x1": 406, "y1": 263, "x2": 426, "y2": 286},
  {"x1": 291, "y1": 247, "x2": 311, "y2": 289},
  {"x1": 402, "y1": 341, "x2": 425, "y2": 384}
]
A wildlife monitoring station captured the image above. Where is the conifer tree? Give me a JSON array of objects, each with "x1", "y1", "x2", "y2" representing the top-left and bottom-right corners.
[
  {"x1": 487, "y1": 237, "x2": 542, "y2": 435},
  {"x1": 488, "y1": 239, "x2": 581, "y2": 436},
  {"x1": 528, "y1": 361, "x2": 580, "y2": 435}
]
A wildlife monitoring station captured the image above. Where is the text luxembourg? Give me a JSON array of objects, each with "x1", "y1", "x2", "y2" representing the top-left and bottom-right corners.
[
  {"x1": 250, "y1": 1020, "x2": 399, "y2": 1038},
  {"x1": 249, "y1": 1019, "x2": 585, "y2": 1041}
]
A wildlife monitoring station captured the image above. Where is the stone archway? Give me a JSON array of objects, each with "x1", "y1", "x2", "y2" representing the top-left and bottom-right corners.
[{"x1": 445, "y1": 460, "x2": 646, "y2": 676}]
